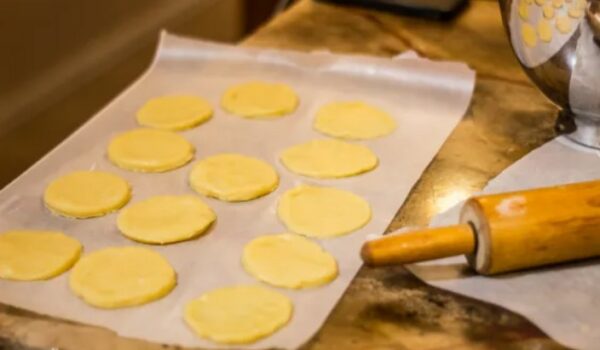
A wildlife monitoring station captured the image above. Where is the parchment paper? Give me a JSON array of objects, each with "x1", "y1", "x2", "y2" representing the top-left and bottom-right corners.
[
  {"x1": 0, "y1": 32, "x2": 475, "y2": 349},
  {"x1": 409, "y1": 137, "x2": 600, "y2": 350}
]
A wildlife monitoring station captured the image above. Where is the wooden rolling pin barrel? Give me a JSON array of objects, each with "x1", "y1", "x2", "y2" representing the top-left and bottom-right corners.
[{"x1": 361, "y1": 180, "x2": 600, "y2": 275}]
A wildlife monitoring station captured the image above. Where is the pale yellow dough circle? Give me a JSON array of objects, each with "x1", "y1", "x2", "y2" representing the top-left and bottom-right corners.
[
  {"x1": 280, "y1": 139, "x2": 377, "y2": 179},
  {"x1": 0, "y1": 230, "x2": 82, "y2": 281},
  {"x1": 519, "y1": 1, "x2": 529, "y2": 20},
  {"x1": 108, "y1": 128, "x2": 194, "y2": 172},
  {"x1": 243, "y1": 233, "x2": 338, "y2": 289},
  {"x1": 44, "y1": 171, "x2": 131, "y2": 218},
  {"x1": 522, "y1": 23, "x2": 538, "y2": 47},
  {"x1": 184, "y1": 285, "x2": 292, "y2": 344},
  {"x1": 543, "y1": 4, "x2": 555, "y2": 19},
  {"x1": 136, "y1": 95, "x2": 213, "y2": 131},
  {"x1": 118, "y1": 195, "x2": 216, "y2": 244},
  {"x1": 70, "y1": 246, "x2": 176, "y2": 308},
  {"x1": 538, "y1": 19, "x2": 553, "y2": 42},
  {"x1": 189, "y1": 154, "x2": 279, "y2": 201},
  {"x1": 568, "y1": 4, "x2": 584, "y2": 18},
  {"x1": 221, "y1": 81, "x2": 298, "y2": 118},
  {"x1": 556, "y1": 15, "x2": 572, "y2": 34},
  {"x1": 314, "y1": 101, "x2": 396, "y2": 140},
  {"x1": 278, "y1": 185, "x2": 371, "y2": 238}
]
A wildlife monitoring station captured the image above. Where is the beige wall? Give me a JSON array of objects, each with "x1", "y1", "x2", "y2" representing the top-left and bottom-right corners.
[{"x1": 0, "y1": 0, "x2": 244, "y2": 135}]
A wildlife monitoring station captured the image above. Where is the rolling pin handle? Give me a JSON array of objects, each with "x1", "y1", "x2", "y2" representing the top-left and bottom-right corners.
[{"x1": 361, "y1": 224, "x2": 476, "y2": 266}]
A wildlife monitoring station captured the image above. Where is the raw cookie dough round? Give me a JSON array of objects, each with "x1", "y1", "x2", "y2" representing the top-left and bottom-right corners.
[
  {"x1": 314, "y1": 101, "x2": 396, "y2": 140},
  {"x1": 221, "y1": 81, "x2": 298, "y2": 118},
  {"x1": 522, "y1": 23, "x2": 538, "y2": 47},
  {"x1": 69, "y1": 246, "x2": 176, "y2": 308},
  {"x1": 189, "y1": 154, "x2": 279, "y2": 201},
  {"x1": 278, "y1": 185, "x2": 371, "y2": 238},
  {"x1": 280, "y1": 139, "x2": 378, "y2": 179},
  {"x1": 108, "y1": 128, "x2": 194, "y2": 172},
  {"x1": 538, "y1": 19, "x2": 553, "y2": 42},
  {"x1": 242, "y1": 233, "x2": 338, "y2": 289},
  {"x1": 568, "y1": 4, "x2": 583, "y2": 17},
  {"x1": 519, "y1": 1, "x2": 529, "y2": 20},
  {"x1": 136, "y1": 95, "x2": 213, "y2": 131},
  {"x1": 556, "y1": 15, "x2": 572, "y2": 33},
  {"x1": 543, "y1": 4, "x2": 555, "y2": 19},
  {"x1": 184, "y1": 285, "x2": 292, "y2": 344},
  {"x1": 118, "y1": 195, "x2": 216, "y2": 244},
  {"x1": 0, "y1": 230, "x2": 82, "y2": 281},
  {"x1": 44, "y1": 171, "x2": 131, "y2": 218}
]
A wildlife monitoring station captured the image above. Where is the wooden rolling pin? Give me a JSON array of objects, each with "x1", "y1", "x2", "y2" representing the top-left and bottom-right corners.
[{"x1": 361, "y1": 180, "x2": 600, "y2": 275}]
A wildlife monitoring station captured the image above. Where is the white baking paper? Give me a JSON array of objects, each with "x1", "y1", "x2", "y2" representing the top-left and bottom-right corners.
[
  {"x1": 409, "y1": 137, "x2": 600, "y2": 350},
  {"x1": 0, "y1": 32, "x2": 475, "y2": 349}
]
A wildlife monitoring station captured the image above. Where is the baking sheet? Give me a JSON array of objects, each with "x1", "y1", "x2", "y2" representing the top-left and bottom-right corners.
[
  {"x1": 0, "y1": 32, "x2": 475, "y2": 349},
  {"x1": 409, "y1": 137, "x2": 600, "y2": 350}
]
